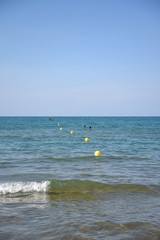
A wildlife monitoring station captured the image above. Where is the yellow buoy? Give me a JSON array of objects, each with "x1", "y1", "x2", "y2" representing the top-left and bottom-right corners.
[
  {"x1": 70, "y1": 131, "x2": 74, "y2": 134},
  {"x1": 94, "y1": 151, "x2": 102, "y2": 157},
  {"x1": 60, "y1": 128, "x2": 63, "y2": 130},
  {"x1": 85, "y1": 138, "x2": 90, "y2": 143},
  {"x1": 58, "y1": 123, "x2": 60, "y2": 126}
]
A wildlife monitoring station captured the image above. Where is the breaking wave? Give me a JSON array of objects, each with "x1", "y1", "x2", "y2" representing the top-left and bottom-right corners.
[{"x1": 0, "y1": 180, "x2": 159, "y2": 195}]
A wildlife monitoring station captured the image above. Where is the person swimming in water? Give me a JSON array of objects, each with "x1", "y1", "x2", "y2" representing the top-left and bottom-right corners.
[{"x1": 89, "y1": 126, "x2": 92, "y2": 130}]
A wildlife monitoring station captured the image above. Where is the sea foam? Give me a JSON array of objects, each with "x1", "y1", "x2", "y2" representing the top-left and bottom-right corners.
[{"x1": 0, "y1": 181, "x2": 50, "y2": 194}]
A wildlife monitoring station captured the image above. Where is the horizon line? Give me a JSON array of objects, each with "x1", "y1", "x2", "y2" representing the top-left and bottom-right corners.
[{"x1": 0, "y1": 115, "x2": 160, "y2": 118}]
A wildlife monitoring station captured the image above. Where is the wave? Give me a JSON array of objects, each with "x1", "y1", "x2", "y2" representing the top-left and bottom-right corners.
[
  {"x1": 0, "y1": 180, "x2": 159, "y2": 195},
  {"x1": 48, "y1": 180, "x2": 160, "y2": 195}
]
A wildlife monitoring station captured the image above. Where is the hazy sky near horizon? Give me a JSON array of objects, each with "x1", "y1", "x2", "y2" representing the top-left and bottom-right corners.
[{"x1": 0, "y1": 0, "x2": 160, "y2": 116}]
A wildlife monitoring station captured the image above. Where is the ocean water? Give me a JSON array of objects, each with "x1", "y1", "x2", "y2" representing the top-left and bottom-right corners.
[{"x1": 0, "y1": 117, "x2": 160, "y2": 240}]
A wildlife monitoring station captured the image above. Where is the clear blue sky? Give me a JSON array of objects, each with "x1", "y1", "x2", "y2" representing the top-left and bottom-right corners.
[{"x1": 0, "y1": 0, "x2": 160, "y2": 116}]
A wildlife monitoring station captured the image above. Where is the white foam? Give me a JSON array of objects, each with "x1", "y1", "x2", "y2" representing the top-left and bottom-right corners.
[{"x1": 0, "y1": 181, "x2": 50, "y2": 194}]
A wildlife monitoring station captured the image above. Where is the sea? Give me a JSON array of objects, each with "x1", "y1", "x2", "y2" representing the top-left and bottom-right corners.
[{"x1": 0, "y1": 117, "x2": 160, "y2": 240}]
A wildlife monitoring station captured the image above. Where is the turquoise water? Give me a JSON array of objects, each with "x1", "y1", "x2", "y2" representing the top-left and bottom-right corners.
[{"x1": 0, "y1": 117, "x2": 160, "y2": 239}]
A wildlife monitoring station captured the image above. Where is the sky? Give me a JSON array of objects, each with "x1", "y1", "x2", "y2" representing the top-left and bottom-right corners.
[{"x1": 0, "y1": 0, "x2": 160, "y2": 116}]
